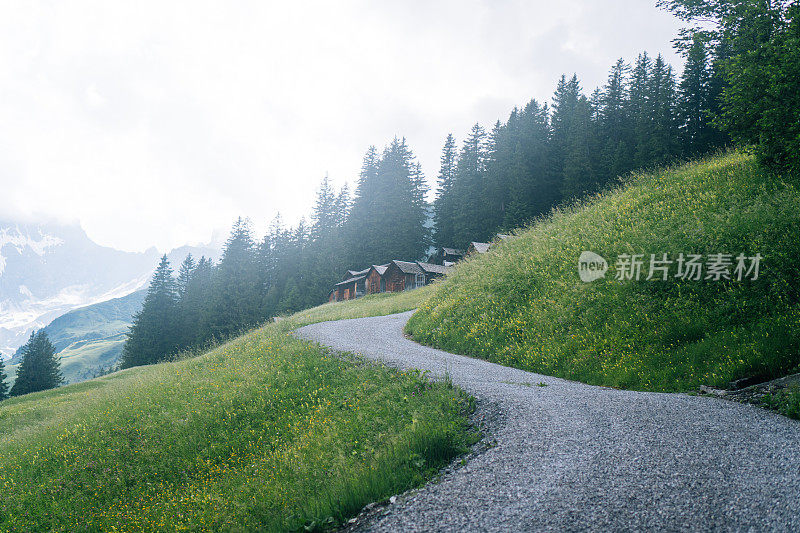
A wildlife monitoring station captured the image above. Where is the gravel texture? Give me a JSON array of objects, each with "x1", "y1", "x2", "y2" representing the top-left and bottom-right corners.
[{"x1": 296, "y1": 311, "x2": 800, "y2": 532}]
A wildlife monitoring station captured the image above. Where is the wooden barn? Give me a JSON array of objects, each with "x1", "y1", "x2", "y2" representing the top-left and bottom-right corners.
[
  {"x1": 331, "y1": 259, "x2": 454, "y2": 300},
  {"x1": 334, "y1": 267, "x2": 369, "y2": 301},
  {"x1": 416, "y1": 262, "x2": 452, "y2": 284},
  {"x1": 382, "y1": 260, "x2": 426, "y2": 292},
  {"x1": 365, "y1": 264, "x2": 389, "y2": 294},
  {"x1": 430, "y1": 247, "x2": 464, "y2": 265},
  {"x1": 467, "y1": 241, "x2": 492, "y2": 255}
]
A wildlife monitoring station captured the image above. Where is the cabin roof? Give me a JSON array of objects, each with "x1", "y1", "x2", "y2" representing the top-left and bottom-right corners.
[
  {"x1": 335, "y1": 274, "x2": 367, "y2": 287},
  {"x1": 392, "y1": 260, "x2": 424, "y2": 275},
  {"x1": 441, "y1": 247, "x2": 465, "y2": 256},
  {"x1": 371, "y1": 263, "x2": 390, "y2": 275},
  {"x1": 342, "y1": 267, "x2": 369, "y2": 281},
  {"x1": 416, "y1": 262, "x2": 451, "y2": 275},
  {"x1": 469, "y1": 242, "x2": 492, "y2": 254}
]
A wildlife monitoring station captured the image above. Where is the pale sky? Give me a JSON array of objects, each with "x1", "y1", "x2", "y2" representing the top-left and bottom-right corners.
[{"x1": 0, "y1": 1, "x2": 683, "y2": 252}]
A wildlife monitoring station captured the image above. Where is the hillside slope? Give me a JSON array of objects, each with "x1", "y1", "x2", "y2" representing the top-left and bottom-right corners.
[
  {"x1": 6, "y1": 290, "x2": 145, "y2": 384},
  {"x1": 408, "y1": 152, "x2": 800, "y2": 391},
  {"x1": 0, "y1": 288, "x2": 470, "y2": 531}
]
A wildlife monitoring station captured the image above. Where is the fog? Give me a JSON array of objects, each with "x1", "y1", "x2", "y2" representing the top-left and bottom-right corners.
[{"x1": 0, "y1": 1, "x2": 683, "y2": 252}]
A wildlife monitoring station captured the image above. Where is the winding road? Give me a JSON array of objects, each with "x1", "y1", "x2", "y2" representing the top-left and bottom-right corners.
[{"x1": 296, "y1": 311, "x2": 800, "y2": 532}]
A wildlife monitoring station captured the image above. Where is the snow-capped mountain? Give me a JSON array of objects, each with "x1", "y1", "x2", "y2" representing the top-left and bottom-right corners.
[{"x1": 0, "y1": 220, "x2": 219, "y2": 359}]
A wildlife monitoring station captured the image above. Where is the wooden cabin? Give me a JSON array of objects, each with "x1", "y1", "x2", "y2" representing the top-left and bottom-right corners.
[
  {"x1": 431, "y1": 247, "x2": 464, "y2": 265},
  {"x1": 383, "y1": 260, "x2": 426, "y2": 292},
  {"x1": 365, "y1": 264, "x2": 389, "y2": 294},
  {"x1": 334, "y1": 267, "x2": 369, "y2": 301},
  {"x1": 416, "y1": 262, "x2": 452, "y2": 284},
  {"x1": 467, "y1": 241, "x2": 492, "y2": 255}
]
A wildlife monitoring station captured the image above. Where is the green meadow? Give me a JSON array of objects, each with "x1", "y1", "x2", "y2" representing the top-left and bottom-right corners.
[
  {"x1": 0, "y1": 289, "x2": 473, "y2": 532},
  {"x1": 408, "y1": 152, "x2": 800, "y2": 392}
]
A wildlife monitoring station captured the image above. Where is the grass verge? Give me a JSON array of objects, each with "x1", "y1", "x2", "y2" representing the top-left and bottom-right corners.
[
  {"x1": 408, "y1": 152, "x2": 800, "y2": 392},
  {"x1": 760, "y1": 386, "x2": 800, "y2": 420},
  {"x1": 0, "y1": 286, "x2": 473, "y2": 532}
]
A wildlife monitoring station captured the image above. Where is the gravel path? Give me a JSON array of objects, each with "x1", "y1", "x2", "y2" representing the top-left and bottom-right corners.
[{"x1": 296, "y1": 312, "x2": 800, "y2": 532}]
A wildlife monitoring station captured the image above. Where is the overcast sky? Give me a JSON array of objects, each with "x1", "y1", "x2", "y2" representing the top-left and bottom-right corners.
[{"x1": 0, "y1": 1, "x2": 684, "y2": 252}]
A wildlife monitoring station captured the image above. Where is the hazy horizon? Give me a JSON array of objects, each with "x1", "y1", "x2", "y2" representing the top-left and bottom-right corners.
[{"x1": 0, "y1": 0, "x2": 683, "y2": 253}]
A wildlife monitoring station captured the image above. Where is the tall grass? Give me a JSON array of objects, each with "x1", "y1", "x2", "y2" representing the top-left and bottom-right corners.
[
  {"x1": 408, "y1": 152, "x2": 800, "y2": 391},
  {"x1": 0, "y1": 290, "x2": 474, "y2": 532}
]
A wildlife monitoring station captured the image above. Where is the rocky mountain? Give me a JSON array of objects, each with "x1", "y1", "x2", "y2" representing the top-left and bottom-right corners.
[{"x1": 0, "y1": 220, "x2": 219, "y2": 360}]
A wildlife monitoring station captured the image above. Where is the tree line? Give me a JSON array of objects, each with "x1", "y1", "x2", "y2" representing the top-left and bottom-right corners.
[
  {"x1": 434, "y1": 46, "x2": 729, "y2": 248},
  {"x1": 120, "y1": 138, "x2": 432, "y2": 367}
]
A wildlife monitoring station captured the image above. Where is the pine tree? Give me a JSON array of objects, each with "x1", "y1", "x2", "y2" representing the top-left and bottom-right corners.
[
  {"x1": 629, "y1": 52, "x2": 653, "y2": 168},
  {"x1": 599, "y1": 58, "x2": 633, "y2": 182},
  {"x1": 433, "y1": 133, "x2": 458, "y2": 248},
  {"x1": 176, "y1": 254, "x2": 196, "y2": 299},
  {"x1": 9, "y1": 331, "x2": 63, "y2": 396},
  {"x1": 345, "y1": 139, "x2": 429, "y2": 264},
  {"x1": 120, "y1": 255, "x2": 179, "y2": 368},
  {"x1": 310, "y1": 176, "x2": 338, "y2": 241},
  {"x1": 451, "y1": 123, "x2": 488, "y2": 246},
  {"x1": 647, "y1": 55, "x2": 680, "y2": 166},
  {"x1": 0, "y1": 357, "x2": 9, "y2": 400},
  {"x1": 562, "y1": 94, "x2": 597, "y2": 199},
  {"x1": 206, "y1": 218, "x2": 262, "y2": 338}
]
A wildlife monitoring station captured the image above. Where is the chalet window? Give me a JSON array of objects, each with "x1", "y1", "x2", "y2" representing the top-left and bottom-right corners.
[{"x1": 415, "y1": 273, "x2": 425, "y2": 288}]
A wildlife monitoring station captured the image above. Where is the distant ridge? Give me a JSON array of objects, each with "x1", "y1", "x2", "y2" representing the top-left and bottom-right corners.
[{"x1": 6, "y1": 289, "x2": 146, "y2": 384}]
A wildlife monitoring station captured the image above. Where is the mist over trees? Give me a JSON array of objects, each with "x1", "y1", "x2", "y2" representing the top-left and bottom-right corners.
[
  {"x1": 121, "y1": 24, "x2": 800, "y2": 366},
  {"x1": 121, "y1": 139, "x2": 431, "y2": 367}
]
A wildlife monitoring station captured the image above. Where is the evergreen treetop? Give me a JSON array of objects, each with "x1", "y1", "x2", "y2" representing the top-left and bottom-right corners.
[{"x1": 9, "y1": 330, "x2": 63, "y2": 397}]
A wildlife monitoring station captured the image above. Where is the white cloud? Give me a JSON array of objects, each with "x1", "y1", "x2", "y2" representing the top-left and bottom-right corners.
[{"x1": 0, "y1": 0, "x2": 683, "y2": 252}]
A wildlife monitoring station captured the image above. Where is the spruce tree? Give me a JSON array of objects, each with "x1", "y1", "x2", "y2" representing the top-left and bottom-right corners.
[
  {"x1": 433, "y1": 133, "x2": 458, "y2": 248},
  {"x1": 0, "y1": 357, "x2": 9, "y2": 400},
  {"x1": 10, "y1": 331, "x2": 63, "y2": 396},
  {"x1": 497, "y1": 99, "x2": 551, "y2": 229},
  {"x1": 310, "y1": 176, "x2": 338, "y2": 241},
  {"x1": 206, "y1": 218, "x2": 262, "y2": 338},
  {"x1": 176, "y1": 254, "x2": 196, "y2": 299},
  {"x1": 629, "y1": 52, "x2": 653, "y2": 168},
  {"x1": 334, "y1": 184, "x2": 350, "y2": 228},
  {"x1": 647, "y1": 54, "x2": 680, "y2": 165},
  {"x1": 345, "y1": 139, "x2": 429, "y2": 264},
  {"x1": 561, "y1": 95, "x2": 597, "y2": 199},
  {"x1": 599, "y1": 58, "x2": 632, "y2": 182},
  {"x1": 120, "y1": 255, "x2": 179, "y2": 368},
  {"x1": 451, "y1": 123, "x2": 488, "y2": 246},
  {"x1": 344, "y1": 146, "x2": 383, "y2": 264}
]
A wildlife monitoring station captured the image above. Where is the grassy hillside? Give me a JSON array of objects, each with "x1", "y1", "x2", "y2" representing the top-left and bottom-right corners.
[
  {"x1": 408, "y1": 152, "x2": 800, "y2": 392},
  {"x1": 7, "y1": 290, "x2": 145, "y2": 384},
  {"x1": 0, "y1": 287, "x2": 471, "y2": 532}
]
